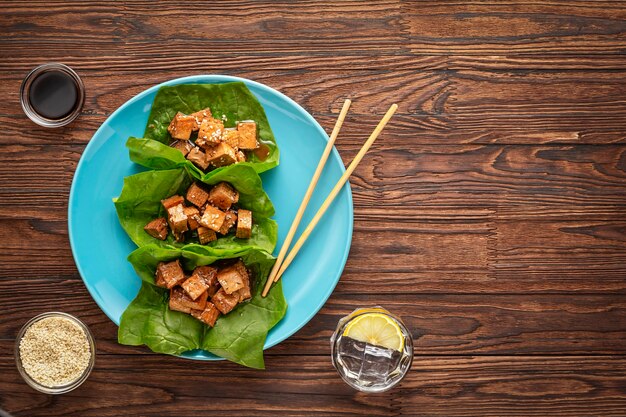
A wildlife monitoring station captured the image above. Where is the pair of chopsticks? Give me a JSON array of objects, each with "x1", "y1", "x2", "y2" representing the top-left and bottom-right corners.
[{"x1": 261, "y1": 100, "x2": 398, "y2": 297}]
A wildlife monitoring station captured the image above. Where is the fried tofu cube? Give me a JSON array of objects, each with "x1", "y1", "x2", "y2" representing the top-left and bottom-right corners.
[
  {"x1": 216, "y1": 262, "x2": 248, "y2": 294},
  {"x1": 186, "y1": 147, "x2": 209, "y2": 170},
  {"x1": 234, "y1": 286, "x2": 251, "y2": 303},
  {"x1": 144, "y1": 217, "x2": 168, "y2": 240},
  {"x1": 181, "y1": 274, "x2": 210, "y2": 300},
  {"x1": 161, "y1": 195, "x2": 185, "y2": 210},
  {"x1": 218, "y1": 210, "x2": 237, "y2": 235},
  {"x1": 170, "y1": 140, "x2": 194, "y2": 157},
  {"x1": 193, "y1": 265, "x2": 220, "y2": 297},
  {"x1": 169, "y1": 292, "x2": 191, "y2": 313},
  {"x1": 212, "y1": 288, "x2": 239, "y2": 314},
  {"x1": 236, "y1": 150, "x2": 246, "y2": 163},
  {"x1": 206, "y1": 142, "x2": 237, "y2": 167},
  {"x1": 155, "y1": 271, "x2": 168, "y2": 288},
  {"x1": 167, "y1": 204, "x2": 188, "y2": 241},
  {"x1": 190, "y1": 108, "x2": 212, "y2": 131},
  {"x1": 183, "y1": 206, "x2": 200, "y2": 230},
  {"x1": 168, "y1": 112, "x2": 195, "y2": 140},
  {"x1": 231, "y1": 261, "x2": 251, "y2": 302},
  {"x1": 170, "y1": 286, "x2": 208, "y2": 312},
  {"x1": 196, "y1": 118, "x2": 224, "y2": 148},
  {"x1": 190, "y1": 302, "x2": 220, "y2": 327},
  {"x1": 197, "y1": 226, "x2": 217, "y2": 244},
  {"x1": 199, "y1": 205, "x2": 226, "y2": 232},
  {"x1": 156, "y1": 260, "x2": 186, "y2": 289},
  {"x1": 236, "y1": 121, "x2": 258, "y2": 149},
  {"x1": 186, "y1": 183, "x2": 209, "y2": 208},
  {"x1": 236, "y1": 209, "x2": 252, "y2": 239},
  {"x1": 208, "y1": 182, "x2": 239, "y2": 210},
  {"x1": 222, "y1": 128, "x2": 240, "y2": 148}
]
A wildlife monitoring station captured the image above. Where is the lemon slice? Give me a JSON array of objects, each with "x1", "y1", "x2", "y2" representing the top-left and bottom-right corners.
[{"x1": 343, "y1": 313, "x2": 404, "y2": 351}]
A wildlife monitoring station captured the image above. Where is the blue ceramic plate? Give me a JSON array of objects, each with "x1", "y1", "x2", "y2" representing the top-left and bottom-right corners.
[{"x1": 68, "y1": 75, "x2": 353, "y2": 360}]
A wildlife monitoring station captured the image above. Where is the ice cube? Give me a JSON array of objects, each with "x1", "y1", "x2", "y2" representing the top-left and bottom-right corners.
[
  {"x1": 337, "y1": 336, "x2": 367, "y2": 359},
  {"x1": 339, "y1": 355, "x2": 363, "y2": 376},
  {"x1": 358, "y1": 343, "x2": 402, "y2": 384}
]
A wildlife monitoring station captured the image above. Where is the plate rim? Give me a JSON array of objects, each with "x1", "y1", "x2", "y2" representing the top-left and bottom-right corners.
[{"x1": 68, "y1": 74, "x2": 354, "y2": 360}]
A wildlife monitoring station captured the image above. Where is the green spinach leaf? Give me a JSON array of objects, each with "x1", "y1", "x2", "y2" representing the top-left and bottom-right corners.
[
  {"x1": 118, "y1": 245, "x2": 287, "y2": 368},
  {"x1": 135, "y1": 82, "x2": 279, "y2": 174},
  {"x1": 113, "y1": 167, "x2": 277, "y2": 253}
]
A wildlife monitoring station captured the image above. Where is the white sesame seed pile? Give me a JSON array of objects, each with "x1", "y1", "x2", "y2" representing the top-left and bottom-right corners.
[{"x1": 19, "y1": 316, "x2": 91, "y2": 387}]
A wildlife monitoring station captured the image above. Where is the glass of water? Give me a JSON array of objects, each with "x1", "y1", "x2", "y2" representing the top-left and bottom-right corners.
[{"x1": 330, "y1": 307, "x2": 413, "y2": 392}]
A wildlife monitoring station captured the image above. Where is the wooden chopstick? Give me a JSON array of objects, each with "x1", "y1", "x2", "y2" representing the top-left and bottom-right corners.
[
  {"x1": 270, "y1": 103, "x2": 398, "y2": 288},
  {"x1": 262, "y1": 99, "x2": 352, "y2": 297}
]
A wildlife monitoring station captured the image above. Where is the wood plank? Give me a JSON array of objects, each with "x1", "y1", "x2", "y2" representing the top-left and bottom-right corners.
[
  {"x1": 398, "y1": 356, "x2": 626, "y2": 417},
  {"x1": 403, "y1": 0, "x2": 626, "y2": 54},
  {"x1": 2, "y1": 70, "x2": 625, "y2": 145},
  {"x1": 1, "y1": 287, "x2": 624, "y2": 355},
  {"x1": 4, "y1": 53, "x2": 626, "y2": 72},
  {"x1": 1, "y1": 349, "x2": 625, "y2": 417},
  {"x1": 2, "y1": 1, "x2": 626, "y2": 59},
  {"x1": 3, "y1": 70, "x2": 625, "y2": 117}
]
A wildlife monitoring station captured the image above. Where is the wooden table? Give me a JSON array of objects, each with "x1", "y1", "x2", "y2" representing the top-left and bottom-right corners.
[{"x1": 1, "y1": 1, "x2": 626, "y2": 416}]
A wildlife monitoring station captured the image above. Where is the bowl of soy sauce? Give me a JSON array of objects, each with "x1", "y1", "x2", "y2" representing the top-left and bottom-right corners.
[{"x1": 20, "y1": 63, "x2": 85, "y2": 128}]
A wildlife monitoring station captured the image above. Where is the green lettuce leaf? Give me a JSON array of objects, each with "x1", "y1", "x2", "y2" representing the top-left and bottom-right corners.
[
  {"x1": 133, "y1": 82, "x2": 279, "y2": 174},
  {"x1": 113, "y1": 167, "x2": 277, "y2": 253},
  {"x1": 118, "y1": 245, "x2": 287, "y2": 368}
]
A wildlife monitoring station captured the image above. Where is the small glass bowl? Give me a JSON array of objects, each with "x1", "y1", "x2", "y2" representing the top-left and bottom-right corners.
[
  {"x1": 330, "y1": 307, "x2": 414, "y2": 393},
  {"x1": 15, "y1": 312, "x2": 95, "y2": 394},
  {"x1": 19, "y1": 63, "x2": 85, "y2": 128}
]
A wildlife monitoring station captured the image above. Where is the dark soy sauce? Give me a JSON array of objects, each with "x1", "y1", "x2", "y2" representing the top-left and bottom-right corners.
[{"x1": 28, "y1": 70, "x2": 79, "y2": 120}]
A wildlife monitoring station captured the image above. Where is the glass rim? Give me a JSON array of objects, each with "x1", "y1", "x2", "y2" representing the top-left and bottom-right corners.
[
  {"x1": 15, "y1": 312, "x2": 96, "y2": 394},
  {"x1": 19, "y1": 63, "x2": 85, "y2": 128},
  {"x1": 330, "y1": 306, "x2": 414, "y2": 393}
]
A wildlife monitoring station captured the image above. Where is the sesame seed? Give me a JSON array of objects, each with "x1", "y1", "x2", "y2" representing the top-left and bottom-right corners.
[{"x1": 19, "y1": 317, "x2": 91, "y2": 388}]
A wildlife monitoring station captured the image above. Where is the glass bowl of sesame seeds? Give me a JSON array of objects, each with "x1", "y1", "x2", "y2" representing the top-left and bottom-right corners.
[{"x1": 15, "y1": 312, "x2": 95, "y2": 394}]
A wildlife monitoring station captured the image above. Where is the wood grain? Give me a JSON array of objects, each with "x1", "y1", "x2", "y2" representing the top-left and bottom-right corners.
[
  {"x1": 1, "y1": 350, "x2": 625, "y2": 417},
  {"x1": 1, "y1": 0, "x2": 625, "y2": 416}
]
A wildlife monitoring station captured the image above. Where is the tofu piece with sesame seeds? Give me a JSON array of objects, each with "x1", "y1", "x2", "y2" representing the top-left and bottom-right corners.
[
  {"x1": 208, "y1": 182, "x2": 239, "y2": 210},
  {"x1": 232, "y1": 261, "x2": 251, "y2": 302},
  {"x1": 169, "y1": 286, "x2": 208, "y2": 313},
  {"x1": 183, "y1": 206, "x2": 200, "y2": 230},
  {"x1": 191, "y1": 302, "x2": 221, "y2": 327},
  {"x1": 217, "y1": 261, "x2": 248, "y2": 294},
  {"x1": 181, "y1": 274, "x2": 210, "y2": 301},
  {"x1": 167, "y1": 204, "x2": 188, "y2": 241},
  {"x1": 186, "y1": 147, "x2": 209, "y2": 170},
  {"x1": 170, "y1": 140, "x2": 194, "y2": 157},
  {"x1": 212, "y1": 288, "x2": 239, "y2": 314},
  {"x1": 144, "y1": 217, "x2": 168, "y2": 240},
  {"x1": 196, "y1": 118, "x2": 224, "y2": 149},
  {"x1": 198, "y1": 205, "x2": 226, "y2": 232},
  {"x1": 194, "y1": 266, "x2": 220, "y2": 297},
  {"x1": 236, "y1": 209, "x2": 252, "y2": 239},
  {"x1": 168, "y1": 112, "x2": 196, "y2": 140},
  {"x1": 190, "y1": 108, "x2": 212, "y2": 131},
  {"x1": 197, "y1": 226, "x2": 217, "y2": 244},
  {"x1": 206, "y1": 142, "x2": 237, "y2": 167},
  {"x1": 236, "y1": 121, "x2": 258, "y2": 149},
  {"x1": 218, "y1": 209, "x2": 237, "y2": 235},
  {"x1": 186, "y1": 182, "x2": 209, "y2": 208},
  {"x1": 161, "y1": 195, "x2": 185, "y2": 210},
  {"x1": 182, "y1": 265, "x2": 218, "y2": 300},
  {"x1": 222, "y1": 128, "x2": 240, "y2": 148},
  {"x1": 156, "y1": 260, "x2": 186, "y2": 289}
]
